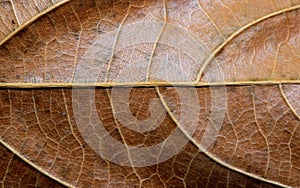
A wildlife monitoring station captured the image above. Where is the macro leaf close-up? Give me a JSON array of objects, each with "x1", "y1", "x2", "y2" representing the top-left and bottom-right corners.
[{"x1": 0, "y1": 0, "x2": 299, "y2": 187}]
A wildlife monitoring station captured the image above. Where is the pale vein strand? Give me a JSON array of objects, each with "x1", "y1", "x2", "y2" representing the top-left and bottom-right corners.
[
  {"x1": 206, "y1": 165, "x2": 217, "y2": 187},
  {"x1": 0, "y1": 146, "x2": 13, "y2": 187},
  {"x1": 219, "y1": 0, "x2": 241, "y2": 26},
  {"x1": 62, "y1": 89, "x2": 85, "y2": 186},
  {"x1": 278, "y1": 84, "x2": 298, "y2": 185},
  {"x1": 145, "y1": 0, "x2": 167, "y2": 81},
  {"x1": 271, "y1": 15, "x2": 290, "y2": 79},
  {"x1": 195, "y1": 4, "x2": 300, "y2": 83},
  {"x1": 106, "y1": 89, "x2": 143, "y2": 187},
  {"x1": 196, "y1": 0, "x2": 226, "y2": 40},
  {"x1": 9, "y1": 0, "x2": 21, "y2": 26},
  {"x1": 155, "y1": 87, "x2": 288, "y2": 188},
  {"x1": 70, "y1": 5, "x2": 83, "y2": 83},
  {"x1": 251, "y1": 86, "x2": 270, "y2": 177},
  {"x1": 33, "y1": 0, "x2": 42, "y2": 12},
  {"x1": 104, "y1": 5, "x2": 131, "y2": 82},
  {"x1": 32, "y1": 91, "x2": 58, "y2": 144}
]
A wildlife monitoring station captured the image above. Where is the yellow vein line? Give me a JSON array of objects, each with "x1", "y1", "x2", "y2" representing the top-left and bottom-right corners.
[
  {"x1": 226, "y1": 171, "x2": 230, "y2": 188},
  {"x1": 219, "y1": 0, "x2": 241, "y2": 26},
  {"x1": 104, "y1": 5, "x2": 131, "y2": 82},
  {"x1": 70, "y1": 5, "x2": 83, "y2": 83},
  {"x1": 155, "y1": 87, "x2": 289, "y2": 188},
  {"x1": 271, "y1": 13, "x2": 290, "y2": 79},
  {"x1": 0, "y1": 80, "x2": 299, "y2": 88},
  {"x1": 206, "y1": 165, "x2": 216, "y2": 187},
  {"x1": 9, "y1": 0, "x2": 21, "y2": 26},
  {"x1": 33, "y1": 0, "x2": 41, "y2": 12},
  {"x1": 278, "y1": 84, "x2": 299, "y2": 185},
  {"x1": 62, "y1": 89, "x2": 84, "y2": 186},
  {"x1": 251, "y1": 86, "x2": 270, "y2": 177},
  {"x1": 225, "y1": 94, "x2": 239, "y2": 163},
  {"x1": 183, "y1": 152, "x2": 198, "y2": 186},
  {"x1": 7, "y1": 89, "x2": 12, "y2": 137},
  {"x1": 35, "y1": 173, "x2": 39, "y2": 187},
  {"x1": 32, "y1": 92, "x2": 58, "y2": 144},
  {"x1": 0, "y1": 0, "x2": 72, "y2": 46},
  {"x1": 196, "y1": 0, "x2": 226, "y2": 40},
  {"x1": 0, "y1": 150, "x2": 13, "y2": 187},
  {"x1": 195, "y1": 4, "x2": 300, "y2": 82},
  {"x1": 145, "y1": 0, "x2": 167, "y2": 81},
  {"x1": 106, "y1": 89, "x2": 142, "y2": 187},
  {"x1": 279, "y1": 84, "x2": 300, "y2": 120}
]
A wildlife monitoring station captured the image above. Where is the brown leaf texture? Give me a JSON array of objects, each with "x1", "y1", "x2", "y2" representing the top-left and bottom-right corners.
[
  {"x1": 0, "y1": 143, "x2": 65, "y2": 187},
  {"x1": 0, "y1": 0, "x2": 70, "y2": 43},
  {"x1": 0, "y1": 0, "x2": 299, "y2": 187}
]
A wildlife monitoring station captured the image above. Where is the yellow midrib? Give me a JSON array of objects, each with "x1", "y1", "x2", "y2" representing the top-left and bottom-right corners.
[{"x1": 0, "y1": 80, "x2": 299, "y2": 88}]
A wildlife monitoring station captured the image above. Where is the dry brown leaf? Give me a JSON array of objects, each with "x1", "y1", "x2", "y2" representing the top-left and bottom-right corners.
[{"x1": 0, "y1": 0, "x2": 299, "y2": 187}]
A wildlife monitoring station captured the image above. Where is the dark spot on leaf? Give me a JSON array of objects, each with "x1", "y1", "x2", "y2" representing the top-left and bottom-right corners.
[
  {"x1": 0, "y1": 78, "x2": 7, "y2": 83},
  {"x1": 216, "y1": 48, "x2": 224, "y2": 56}
]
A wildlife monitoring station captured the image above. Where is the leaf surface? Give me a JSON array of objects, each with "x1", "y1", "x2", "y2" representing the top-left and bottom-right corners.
[{"x1": 0, "y1": 0, "x2": 299, "y2": 187}]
